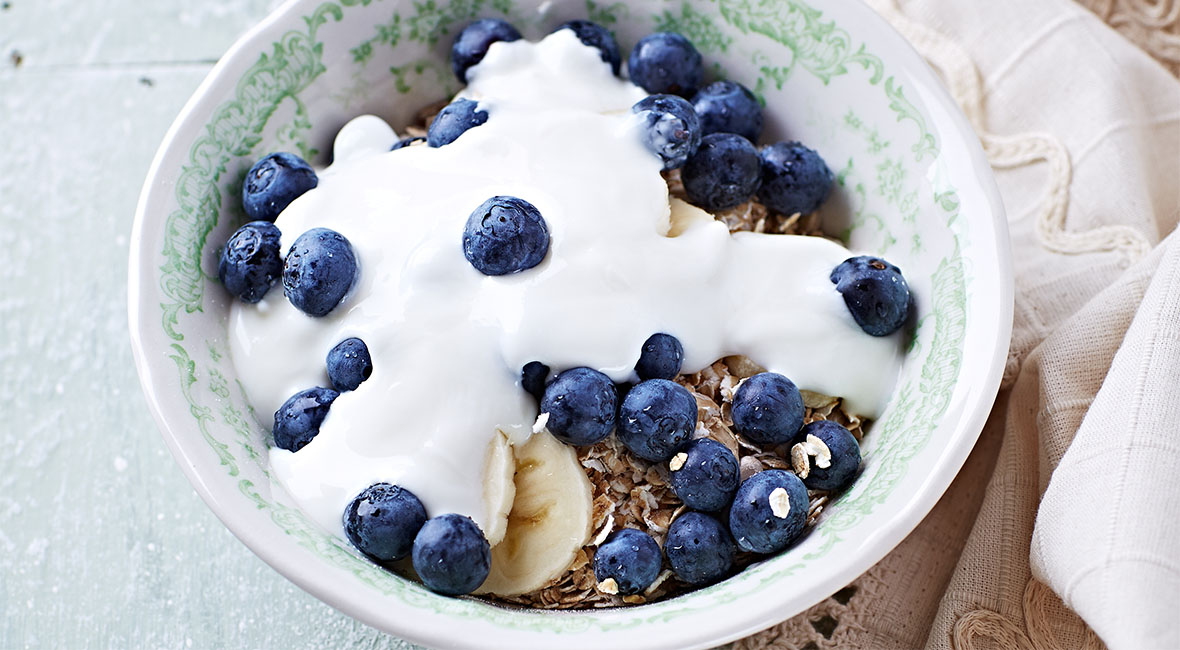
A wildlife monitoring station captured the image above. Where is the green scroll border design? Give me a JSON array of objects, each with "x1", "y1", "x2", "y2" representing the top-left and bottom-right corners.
[
  {"x1": 718, "y1": 0, "x2": 938, "y2": 162},
  {"x1": 155, "y1": 0, "x2": 968, "y2": 630}
]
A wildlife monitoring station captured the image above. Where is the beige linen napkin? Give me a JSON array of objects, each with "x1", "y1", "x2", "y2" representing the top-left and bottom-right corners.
[{"x1": 738, "y1": 0, "x2": 1180, "y2": 648}]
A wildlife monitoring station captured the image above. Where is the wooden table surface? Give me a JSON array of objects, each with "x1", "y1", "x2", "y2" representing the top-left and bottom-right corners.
[{"x1": 0, "y1": 1, "x2": 418, "y2": 647}]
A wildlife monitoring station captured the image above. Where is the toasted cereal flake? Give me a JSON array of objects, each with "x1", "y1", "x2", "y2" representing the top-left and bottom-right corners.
[
  {"x1": 574, "y1": 566, "x2": 597, "y2": 591},
  {"x1": 670, "y1": 503, "x2": 688, "y2": 523},
  {"x1": 569, "y1": 548, "x2": 589, "y2": 570},
  {"x1": 791, "y1": 443, "x2": 810, "y2": 478},
  {"x1": 638, "y1": 487, "x2": 659, "y2": 514},
  {"x1": 719, "y1": 374, "x2": 740, "y2": 402},
  {"x1": 644, "y1": 508, "x2": 673, "y2": 533},
  {"x1": 592, "y1": 519, "x2": 615, "y2": 546},
  {"x1": 645, "y1": 569, "x2": 674, "y2": 596},
  {"x1": 582, "y1": 457, "x2": 606, "y2": 473},
  {"x1": 807, "y1": 495, "x2": 829, "y2": 526},
  {"x1": 692, "y1": 420, "x2": 710, "y2": 439},
  {"x1": 622, "y1": 594, "x2": 646, "y2": 605},
  {"x1": 597, "y1": 578, "x2": 619, "y2": 595},
  {"x1": 769, "y1": 487, "x2": 791, "y2": 518},
  {"x1": 710, "y1": 423, "x2": 741, "y2": 459},
  {"x1": 723, "y1": 355, "x2": 766, "y2": 378},
  {"x1": 644, "y1": 464, "x2": 666, "y2": 487},
  {"x1": 808, "y1": 398, "x2": 839, "y2": 420},
  {"x1": 669, "y1": 452, "x2": 688, "y2": 472},
  {"x1": 592, "y1": 493, "x2": 615, "y2": 519},
  {"x1": 735, "y1": 433, "x2": 763, "y2": 454},
  {"x1": 807, "y1": 433, "x2": 832, "y2": 468},
  {"x1": 800, "y1": 390, "x2": 839, "y2": 410},
  {"x1": 626, "y1": 494, "x2": 646, "y2": 523},
  {"x1": 739, "y1": 455, "x2": 764, "y2": 482},
  {"x1": 755, "y1": 451, "x2": 789, "y2": 470}
]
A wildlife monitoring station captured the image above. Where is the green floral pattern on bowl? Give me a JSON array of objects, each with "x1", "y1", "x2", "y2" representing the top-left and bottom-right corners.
[{"x1": 130, "y1": 0, "x2": 1010, "y2": 647}]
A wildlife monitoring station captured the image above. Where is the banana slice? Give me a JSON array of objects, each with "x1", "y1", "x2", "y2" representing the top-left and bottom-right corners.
[
  {"x1": 476, "y1": 431, "x2": 594, "y2": 596},
  {"x1": 483, "y1": 429, "x2": 516, "y2": 547}
]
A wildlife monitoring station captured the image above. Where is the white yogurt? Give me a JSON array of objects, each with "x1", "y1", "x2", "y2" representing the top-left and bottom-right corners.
[{"x1": 229, "y1": 30, "x2": 903, "y2": 539}]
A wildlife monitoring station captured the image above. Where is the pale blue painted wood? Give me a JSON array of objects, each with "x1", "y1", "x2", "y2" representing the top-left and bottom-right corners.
[{"x1": 0, "y1": 1, "x2": 421, "y2": 647}]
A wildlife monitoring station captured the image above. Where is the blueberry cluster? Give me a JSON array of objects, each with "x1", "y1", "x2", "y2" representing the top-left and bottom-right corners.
[
  {"x1": 529, "y1": 332, "x2": 864, "y2": 592},
  {"x1": 268, "y1": 336, "x2": 493, "y2": 595},
  {"x1": 271, "y1": 335, "x2": 374, "y2": 452},
  {"x1": 619, "y1": 30, "x2": 837, "y2": 222},
  {"x1": 220, "y1": 152, "x2": 359, "y2": 317},
  {"x1": 220, "y1": 151, "x2": 372, "y2": 451},
  {"x1": 220, "y1": 149, "x2": 376, "y2": 464},
  {"x1": 343, "y1": 482, "x2": 492, "y2": 596},
  {"x1": 445, "y1": 19, "x2": 838, "y2": 221},
  {"x1": 428, "y1": 19, "x2": 624, "y2": 149},
  {"x1": 273, "y1": 337, "x2": 491, "y2": 595},
  {"x1": 623, "y1": 29, "x2": 913, "y2": 334},
  {"x1": 419, "y1": 19, "x2": 911, "y2": 329}
]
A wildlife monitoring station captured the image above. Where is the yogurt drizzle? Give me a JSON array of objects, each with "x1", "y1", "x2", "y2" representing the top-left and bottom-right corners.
[{"x1": 229, "y1": 30, "x2": 903, "y2": 538}]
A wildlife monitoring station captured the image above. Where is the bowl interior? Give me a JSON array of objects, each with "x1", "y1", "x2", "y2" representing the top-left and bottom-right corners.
[{"x1": 130, "y1": 0, "x2": 1009, "y2": 648}]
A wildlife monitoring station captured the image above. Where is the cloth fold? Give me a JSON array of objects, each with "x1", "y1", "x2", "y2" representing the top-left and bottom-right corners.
[
  {"x1": 1031, "y1": 232, "x2": 1180, "y2": 649},
  {"x1": 738, "y1": 0, "x2": 1180, "y2": 647}
]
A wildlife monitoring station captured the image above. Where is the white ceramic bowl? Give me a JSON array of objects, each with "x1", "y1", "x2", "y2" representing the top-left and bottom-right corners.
[{"x1": 129, "y1": 0, "x2": 1011, "y2": 647}]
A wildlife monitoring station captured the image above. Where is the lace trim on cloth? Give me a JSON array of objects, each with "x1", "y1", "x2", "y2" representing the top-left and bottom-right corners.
[
  {"x1": 867, "y1": 0, "x2": 1151, "y2": 391},
  {"x1": 1077, "y1": 0, "x2": 1180, "y2": 77},
  {"x1": 735, "y1": 0, "x2": 1175, "y2": 647},
  {"x1": 734, "y1": 569, "x2": 886, "y2": 650},
  {"x1": 951, "y1": 580, "x2": 1104, "y2": 650},
  {"x1": 867, "y1": 0, "x2": 1151, "y2": 267}
]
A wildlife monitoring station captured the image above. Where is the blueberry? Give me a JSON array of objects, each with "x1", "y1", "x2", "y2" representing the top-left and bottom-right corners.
[
  {"x1": 627, "y1": 32, "x2": 703, "y2": 96},
  {"x1": 757, "y1": 141, "x2": 833, "y2": 216},
  {"x1": 617, "y1": 379, "x2": 697, "y2": 462},
  {"x1": 272, "y1": 387, "x2": 339, "y2": 452},
  {"x1": 451, "y1": 18, "x2": 522, "y2": 83},
  {"x1": 242, "y1": 152, "x2": 318, "y2": 222},
  {"x1": 830, "y1": 256, "x2": 911, "y2": 336},
  {"x1": 326, "y1": 337, "x2": 372, "y2": 392},
  {"x1": 681, "y1": 132, "x2": 762, "y2": 212},
  {"x1": 462, "y1": 195, "x2": 550, "y2": 276},
  {"x1": 553, "y1": 20, "x2": 620, "y2": 74},
  {"x1": 669, "y1": 438, "x2": 739, "y2": 512},
  {"x1": 731, "y1": 372, "x2": 804, "y2": 445},
  {"x1": 283, "y1": 228, "x2": 358, "y2": 317},
  {"x1": 427, "y1": 99, "x2": 489, "y2": 148},
  {"x1": 635, "y1": 332, "x2": 684, "y2": 380},
  {"x1": 218, "y1": 221, "x2": 283, "y2": 303},
  {"x1": 592, "y1": 528, "x2": 662, "y2": 595},
  {"x1": 343, "y1": 483, "x2": 427, "y2": 562},
  {"x1": 390, "y1": 136, "x2": 425, "y2": 151},
  {"x1": 791, "y1": 420, "x2": 861, "y2": 491},
  {"x1": 411, "y1": 514, "x2": 491, "y2": 596},
  {"x1": 631, "y1": 94, "x2": 702, "y2": 171},
  {"x1": 664, "y1": 512, "x2": 735, "y2": 585},
  {"x1": 690, "y1": 80, "x2": 763, "y2": 142},
  {"x1": 541, "y1": 367, "x2": 617, "y2": 446},
  {"x1": 521, "y1": 361, "x2": 550, "y2": 402},
  {"x1": 728, "y1": 469, "x2": 808, "y2": 554}
]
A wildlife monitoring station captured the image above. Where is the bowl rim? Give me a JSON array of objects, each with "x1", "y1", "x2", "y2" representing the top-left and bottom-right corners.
[{"x1": 128, "y1": 0, "x2": 1013, "y2": 647}]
